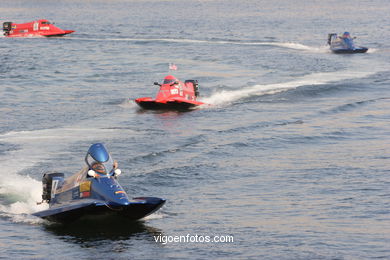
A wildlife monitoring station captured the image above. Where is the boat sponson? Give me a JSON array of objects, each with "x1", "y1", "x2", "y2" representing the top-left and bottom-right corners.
[
  {"x1": 135, "y1": 99, "x2": 203, "y2": 110},
  {"x1": 33, "y1": 197, "x2": 165, "y2": 223},
  {"x1": 331, "y1": 47, "x2": 368, "y2": 54}
]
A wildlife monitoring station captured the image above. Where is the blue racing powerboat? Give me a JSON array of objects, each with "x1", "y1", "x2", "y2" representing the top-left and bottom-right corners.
[
  {"x1": 33, "y1": 143, "x2": 165, "y2": 223},
  {"x1": 327, "y1": 32, "x2": 368, "y2": 53}
]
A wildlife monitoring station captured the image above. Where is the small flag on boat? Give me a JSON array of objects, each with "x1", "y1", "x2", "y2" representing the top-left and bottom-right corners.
[{"x1": 169, "y1": 63, "x2": 178, "y2": 70}]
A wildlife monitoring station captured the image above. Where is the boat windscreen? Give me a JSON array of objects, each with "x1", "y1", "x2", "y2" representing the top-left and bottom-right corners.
[
  {"x1": 163, "y1": 79, "x2": 177, "y2": 84},
  {"x1": 87, "y1": 155, "x2": 115, "y2": 175}
]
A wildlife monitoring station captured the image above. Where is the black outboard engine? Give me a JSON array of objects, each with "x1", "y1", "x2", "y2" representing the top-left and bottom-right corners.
[
  {"x1": 3, "y1": 22, "x2": 12, "y2": 36},
  {"x1": 185, "y1": 80, "x2": 200, "y2": 97},
  {"x1": 42, "y1": 172, "x2": 64, "y2": 202},
  {"x1": 327, "y1": 33, "x2": 337, "y2": 45}
]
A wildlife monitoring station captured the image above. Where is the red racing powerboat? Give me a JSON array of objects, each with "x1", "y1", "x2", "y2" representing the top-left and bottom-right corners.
[
  {"x1": 3, "y1": 19, "x2": 74, "y2": 37},
  {"x1": 135, "y1": 75, "x2": 205, "y2": 110}
]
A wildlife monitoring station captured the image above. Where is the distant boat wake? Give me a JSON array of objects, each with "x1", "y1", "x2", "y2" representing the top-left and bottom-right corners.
[
  {"x1": 201, "y1": 64, "x2": 383, "y2": 106},
  {"x1": 66, "y1": 36, "x2": 327, "y2": 52}
]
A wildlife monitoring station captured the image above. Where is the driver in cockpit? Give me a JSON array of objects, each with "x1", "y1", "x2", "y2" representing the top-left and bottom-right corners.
[
  {"x1": 339, "y1": 31, "x2": 355, "y2": 49},
  {"x1": 163, "y1": 75, "x2": 179, "y2": 85},
  {"x1": 341, "y1": 32, "x2": 351, "y2": 39},
  {"x1": 91, "y1": 162, "x2": 106, "y2": 174},
  {"x1": 86, "y1": 143, "x2": 121, "y2": 178},
  {"x1": 91, "y1": 161, "x2": 118, "y2": 174},
  {"x1": 89, "y1": 160, "x2": 120, "y2": 178}
]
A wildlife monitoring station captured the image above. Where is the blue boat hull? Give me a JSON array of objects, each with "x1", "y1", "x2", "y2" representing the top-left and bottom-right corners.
[
  {"x1": 331, "y1": 47, "x2": 368, "y2": 54},
  {"x1": 33, "y1": 197, "x2": 165, "y2": 223}
]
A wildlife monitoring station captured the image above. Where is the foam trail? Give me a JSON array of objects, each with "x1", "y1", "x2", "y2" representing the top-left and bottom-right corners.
[
  {"x1": 144, "y1": 211, "x2": 166, "y2": 220},
  {"x1": 120, "y1": 98, "x2": 138, "y2": 108},
  {"x1": 202, "y1": 68, "x2": 379, "y2": 106},
  {"x1": 65, "y1": 36, "x2": 326, "y2": 52},
  {"x1": 0, "y1": 175, "x2": 47, "y2": 224}
]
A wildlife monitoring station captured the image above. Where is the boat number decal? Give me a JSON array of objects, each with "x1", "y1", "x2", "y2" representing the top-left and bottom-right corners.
[
  {"x1": 40, "y1": 26, "x2": 50, "y2": 30},
  {"x1": 33, "y1": 22, "x2": 39, "y2": 31},
  {"x1": 51, "y1": 179, "x2": 59, "y2": 199},
  {"x1": 170, "y1": 89, "x2": 179, "y2": 94}
]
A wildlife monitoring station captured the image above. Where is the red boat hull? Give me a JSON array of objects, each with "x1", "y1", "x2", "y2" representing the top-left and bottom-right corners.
[
  {"x1": 3, "y1": 20, "x2": 74, "y2": 37},
  {"x1": 135, "y1": 98, "x2": 204, "y2": 111}
]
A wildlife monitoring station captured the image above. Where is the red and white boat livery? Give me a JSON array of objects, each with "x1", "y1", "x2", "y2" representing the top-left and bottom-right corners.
[
  {"x1": 135, "y1": 75, "x2": 205, "y2": 110},
  {"x1": 3, "y1": 19, "x2": 74, "y2": 37}
]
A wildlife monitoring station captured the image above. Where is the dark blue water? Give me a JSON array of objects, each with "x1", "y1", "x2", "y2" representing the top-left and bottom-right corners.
[{"x1": 1, "y1": 0, "x2": 389, "y2": 259}]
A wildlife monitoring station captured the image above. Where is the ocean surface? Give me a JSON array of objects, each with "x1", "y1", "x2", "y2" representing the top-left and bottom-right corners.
[{"x1": 1, "y1": 0, "x2": 389, "y2": 259}]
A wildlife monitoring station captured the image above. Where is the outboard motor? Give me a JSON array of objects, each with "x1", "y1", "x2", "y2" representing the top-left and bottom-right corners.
[
  {"x1": 327, "y1": 33, "x2": 336, "y2": 45},
  {"x1": 193, "y1": 81, "x2": 200, "y2": 97},
  {"x1": 42, "y1": 172, "x2": 64, "y2": 202},
  {"x1": 185, "y1": 80, "x2": 200, "y2": 97},
  {"x1": 3, "y1": 22, "x2": 12, "y2": 36}
]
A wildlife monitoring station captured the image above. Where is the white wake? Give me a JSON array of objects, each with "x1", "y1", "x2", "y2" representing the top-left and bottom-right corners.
[
  {"x1": 201, "y1": 65, "x2": 382, "y2": 106},
  {"x1": 66, "y1": 36, "x2": 327, "y2": 52}
]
